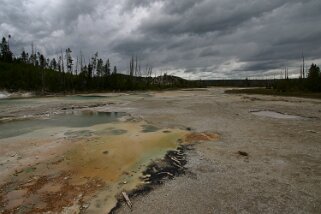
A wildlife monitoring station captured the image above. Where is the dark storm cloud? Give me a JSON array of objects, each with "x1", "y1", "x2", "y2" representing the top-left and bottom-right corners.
[
  {"x1": 112, "y1": 35, "x2": 162, "y2": 56},
  {"x1": 138, "y1": 0, "x2": 294, "y2": 35},
  {"x1": 239, "y1": 60, "x2": 285, "y2": 72},
  {"x1": 122, "y1": 0, "x2": 159, "y2": 11},
  {"x1": 199, "y1": 48, "x2": 220, "y2": 57},
  {"x1": 1, "y1": 0, "x2": 321, "y2": 79}
]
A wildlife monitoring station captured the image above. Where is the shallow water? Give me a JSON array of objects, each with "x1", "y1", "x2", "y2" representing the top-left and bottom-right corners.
[
  {"x1": 0, "y1": 94, "x2": 108, "y2": 106},
  {"x1": 0, "y1": 111, "x2": 126, "y2": 139},
  {"x1": 0, "y1": 92, "x2": 144, "y2": 106},
  {"x1": 251, "y1": 110, "x2": 302, "y2": 119}
]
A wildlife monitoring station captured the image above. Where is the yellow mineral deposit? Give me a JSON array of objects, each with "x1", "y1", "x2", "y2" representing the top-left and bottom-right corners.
[{"x1": 0, "y1": 116, "x2": 220, "y2": 213}]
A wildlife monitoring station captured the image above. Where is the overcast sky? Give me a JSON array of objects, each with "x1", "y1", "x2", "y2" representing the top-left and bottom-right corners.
[{"x1": 1, "y1": 0, "x2": 321, "y2": 79}]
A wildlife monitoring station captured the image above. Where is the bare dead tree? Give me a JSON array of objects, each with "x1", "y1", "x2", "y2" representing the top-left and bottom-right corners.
[
  {"x1": 302, "y1": 52, "x2": 305, "y2": 78},
  {"x1": 135, "y1": 56, "x2": 138, "y2": 77},
  {"x1": 129, "y1": 56, "x2": 134, "y2": 76},
  {"x1": 80, "y1": 51, "x2": 83, "y2": 74},
  {"x1": 61, "y1": 49, "x2": 64, "y2": 73},
  {"x1": 75, "y1": 56, "x2": 78, "y2": 76}
]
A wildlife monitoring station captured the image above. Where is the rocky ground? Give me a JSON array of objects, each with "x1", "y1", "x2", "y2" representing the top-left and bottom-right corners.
[{"x1": 1, "y1": 87, "x2": 321, "y2": 213}]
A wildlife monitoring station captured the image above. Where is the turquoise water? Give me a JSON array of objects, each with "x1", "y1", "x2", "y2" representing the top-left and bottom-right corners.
[
  {"x1": 0, "y1": 95, "x2": 109, "y2": 106},
  {"x1": 141, "y1": 124, "x2": 161, "y2": 133},
  {"x1": 0, "y1": 93, "x2": 146, "y2": 107},
  {"x1": 0, "y1": 111, "x2": 126, "y2": 140},
  {"x1": 0, "y1": 93, "x2": 148, "y2": 140}
]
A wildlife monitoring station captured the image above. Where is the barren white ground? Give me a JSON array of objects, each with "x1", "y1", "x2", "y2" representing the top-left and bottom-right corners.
[{"x1": 1, "y1": 88, "x2": 320, "y2": 213}]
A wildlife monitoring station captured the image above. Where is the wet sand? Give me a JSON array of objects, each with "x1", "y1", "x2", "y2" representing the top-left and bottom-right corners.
[{"x1": 1, "y1": 88, "x2": 321, "y2": 213}]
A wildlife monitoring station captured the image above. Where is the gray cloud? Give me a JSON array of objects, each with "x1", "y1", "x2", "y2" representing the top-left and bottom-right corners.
[{"x1": 1, "y1": 0, "x2": 321, "y2": 79}]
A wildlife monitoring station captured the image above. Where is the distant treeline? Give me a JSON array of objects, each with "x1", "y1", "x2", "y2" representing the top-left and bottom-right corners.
[
  {"x1": 0, "y1": 36, "x2": 200, "y2": 93},
  {"x1": 202, "y1": 79, "x2": 272, "y2": 88},
  {"x1": 204, "y1": 64, "x2": 321, "y2": 92},
  {"x1": 273, "y1": 65, "x2": 320, "y2": 92},
  {"x1": 1, "y1": 36, "x2": 320, "y2": 93}
]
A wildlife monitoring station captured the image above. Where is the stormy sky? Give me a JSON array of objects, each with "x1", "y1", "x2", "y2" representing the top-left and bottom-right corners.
[{"x1": 1, "y1": 0, "x2": 321, "y2": 79}]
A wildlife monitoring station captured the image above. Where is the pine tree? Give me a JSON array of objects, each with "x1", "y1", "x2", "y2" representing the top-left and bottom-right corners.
[
  {"x1": 50, "y1": 58, "x2": 57, "y2": 70},
  {"x1": 96, "y1": 58, "x2": 104, "y2": 77},
  {"x1": 104, "y1": 59, "x2": 111, "y2": 77},
  {"x1": 113, "y1": 66, "x2": 117, "y2": 74},
  {"x1": 0, "y1": 37, "x2": 13, "y2": 62},
  {"x1": 21, "y1": 50, "x2": 28, "y2": 63},
  {"x1": 91, "y1": 52, "x2": 98, "y2": 75},
  {"x1": 307, "y1": 64, "x2": 321, "y2": 91},
  {"x1": 88, "y1": 63, "x2": 93, "y2": 79},
  {"x1": 39, "y1": 54, "x2": 46, "y2": 68},
  {"x1": 65, "y1": 48, "x2": 73, "y2": 73}
]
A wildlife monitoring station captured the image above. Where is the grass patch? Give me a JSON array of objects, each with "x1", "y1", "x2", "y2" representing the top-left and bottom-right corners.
[{"x1": 225, "y1": 88, "x2": 321, "y2": 100}]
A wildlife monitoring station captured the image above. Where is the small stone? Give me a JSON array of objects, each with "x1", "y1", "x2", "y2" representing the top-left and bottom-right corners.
[
  {"x1": 238, "y1": 151, "x2": 249, "y2": 157},
  {"x1": 82, "y1": 203, "x2": 90, "y2": 209},
  {"x1": 14, "y1": 169, "x2": 23, "y2": 174}
]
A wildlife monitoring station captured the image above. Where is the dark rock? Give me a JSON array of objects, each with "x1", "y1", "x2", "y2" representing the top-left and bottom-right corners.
[{"x1": 238, "y1": 151, "x2": 249, "y2": 157}]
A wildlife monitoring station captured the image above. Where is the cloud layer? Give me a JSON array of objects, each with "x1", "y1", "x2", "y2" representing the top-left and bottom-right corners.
[{"x1": 1, "y1": 0, "x2": 321, "y2": 79}]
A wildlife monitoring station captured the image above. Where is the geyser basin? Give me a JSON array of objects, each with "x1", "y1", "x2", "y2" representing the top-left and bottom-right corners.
[{"x1": 0, "y1": 111, "x2": 218, "y2": 213}]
